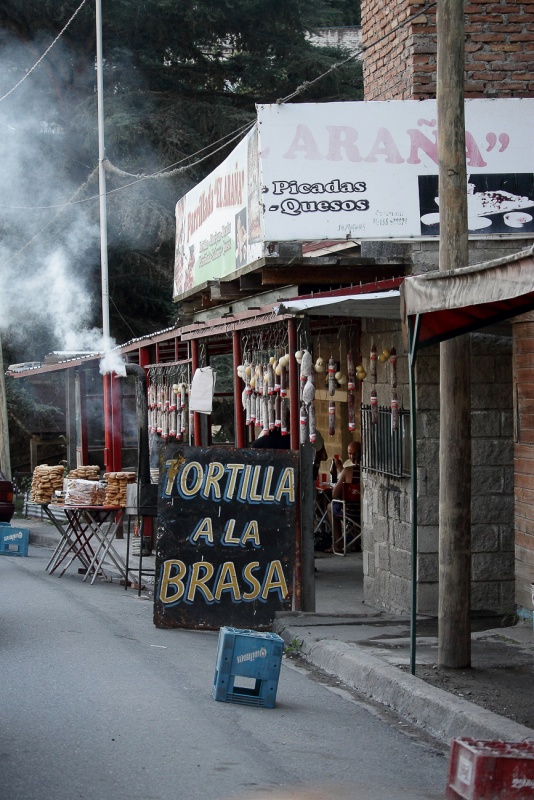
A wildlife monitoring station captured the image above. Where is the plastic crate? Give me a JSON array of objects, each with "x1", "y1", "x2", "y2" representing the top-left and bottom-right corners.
[
  {"x1": 0, "y1": 524, "x2": 30, "y2": 557},
  {"x1": 447, "y1": 738, "x2": 534, "y2": 799},
  {"x1": 212, "y1": 627, "x2": 284, "y2": 708}
]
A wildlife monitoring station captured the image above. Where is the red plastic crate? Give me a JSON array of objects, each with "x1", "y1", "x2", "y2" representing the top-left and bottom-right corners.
[{"x1": 447, "y1": 738, "x2": 534, "y2": 799}]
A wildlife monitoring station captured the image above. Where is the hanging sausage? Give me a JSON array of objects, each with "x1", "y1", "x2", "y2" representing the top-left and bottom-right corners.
[
  {"x1": 275, "y1": 394, "x2": 281, "y2": 429},
  {"x1": 348, "y1": 390, "x2": 356, "y2": 433},
  {"x1": 371, "y1": 388, "x2": 378, "y2": 425},
  {"x1": 328, "y1": 399, "x2": 335, "y2": 436},
  {"x1": 262, "y1": 395, "x2": 269, "y2": 435},
  {"x1": 347, "y1": 352, "x2": 356, "y2": 391},
  {"x1": 274, "y1": 360, "x2": 281, "y2": 394},
  {"x1": 280, "y1": 363, "x2": 287, "y2": 398},
  {"x1": 300, "y1": 403, "x2": 308, "y2": 445},
  {"x1": 281, "y1": 398, "x2": 289, "y2": 437},
  {"x1": 169, "y1": 384, "x2": 177, "y2": 438},
  {"x1": 302, "y1": 372, "x2": 315, "y2": 406},
  {"x1": 300, "y1": 349, "x2": 312, "y2": 401},
  {"x1": 250, "y1": 392, "x2": 256, "y2": 425},
  {"x1": 390, "y1": 347, "x2": 397, "y2": 388},
  {"x1": 309, "y1": 402, "x2": 317, "y2": 444},
  {"x1": 391, "y1": 390, "x2": 399, "y2": 432},
  {"x1": 328, "y1": 356, "x2": 336, "y2": 396},
  {"x1": 245, "y1": 361, "x2": 252, "y2": 394},
  {"x1": 268, "y1": 396, "x2": 275, "y2": 430},
  {"x1": 370, "y1": 344, "x2": 377, "y2": 382},
  {"x1": 267, "y1": 361, "x2": 275, "y2": 396}
]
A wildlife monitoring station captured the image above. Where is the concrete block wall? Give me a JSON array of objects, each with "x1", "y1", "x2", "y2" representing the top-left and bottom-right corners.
[
  {"x1": 361, "y1": 0, "x2": 534, "y2": 101},
  {"x1": 360, "y1": 322, "x2": 514, "y2": 615}
]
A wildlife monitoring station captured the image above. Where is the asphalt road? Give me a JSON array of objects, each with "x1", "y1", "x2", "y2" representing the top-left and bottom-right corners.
[{"x1": 0, "y1": 547, "x2": 449, "y2": 800}]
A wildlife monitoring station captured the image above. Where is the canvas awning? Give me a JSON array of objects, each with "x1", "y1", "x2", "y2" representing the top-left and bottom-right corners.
[
  {"x1": 275, "y1": 289, "x2": 401, "y2": 319},
  {"x1": 401, "y1": 245, "x2": 534, "y2": 348}
]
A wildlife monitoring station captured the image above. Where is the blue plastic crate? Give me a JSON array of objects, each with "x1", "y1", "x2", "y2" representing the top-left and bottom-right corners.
[
  {"x1": 212, "y1": 627, "x2": 284, "y2": 708},
  {"x1": 0, "y1": 525, "x2": 30, "y2": 557}
]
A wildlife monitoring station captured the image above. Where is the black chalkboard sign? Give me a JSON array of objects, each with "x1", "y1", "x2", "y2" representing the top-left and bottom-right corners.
[{"x1": 153, "y1": 445, "x2": 298, "y2": 630}]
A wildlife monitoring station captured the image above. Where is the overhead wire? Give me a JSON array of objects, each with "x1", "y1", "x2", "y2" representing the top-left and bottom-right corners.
[
  {"x1": 0, "y1": 120, "x2": 255, "y2": 210},
  {"x1": 0, "y1": 0, "x2": 89, "y2": 104},
  {"x1": 0, "y1": 0, "x2": 439, "y2": 258}
]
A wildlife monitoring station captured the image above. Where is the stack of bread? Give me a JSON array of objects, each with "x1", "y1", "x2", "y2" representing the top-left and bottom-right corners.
[
  {"x1": 30, "y1": 465, "x2": 65, "y2": 504},
  {"x1": 103, "y1": 472, "x2": 136, "y2": 507},
  {"x1": 67, "y1": 466, "x2": 100, "y2": 480}
]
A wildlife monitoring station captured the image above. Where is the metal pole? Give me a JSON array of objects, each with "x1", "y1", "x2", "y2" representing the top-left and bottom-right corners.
[
  {"x1": 96, "y1": 0, "x2": 110, "y2": 349},
  {"x1": 0, "y1": 337, "x2": 12, "y2": 480},
  {"x1": 408, "y1": 315, "x2": 421, "y2": 675}
]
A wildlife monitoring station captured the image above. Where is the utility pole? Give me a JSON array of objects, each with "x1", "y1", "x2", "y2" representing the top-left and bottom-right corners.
[
  {"x1": 96, "y1": 0, "x2": 110, "y2": 350},
  {"x1": 437, "y1": 0, "x2": 471, "y2": 667},
  {"x1": 0, "y1": 336, "x2": 12, "y2": 480}
]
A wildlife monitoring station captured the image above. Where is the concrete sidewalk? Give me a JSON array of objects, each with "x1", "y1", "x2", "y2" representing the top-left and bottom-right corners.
[
  {"x1": 274, "y1": 552, "x2": 534, "y2": 745},
  {"x1": 22, "y1": 516, "x2": 534, "y2": 746}
]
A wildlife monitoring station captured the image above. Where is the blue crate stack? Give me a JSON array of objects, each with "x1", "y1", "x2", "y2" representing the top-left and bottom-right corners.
[
  {"x1": 0, "y1": 523, "x2": 30, "y2": 557},
  {"x1": 213, "y1": 627, "x2": 284, "y2": 708}
]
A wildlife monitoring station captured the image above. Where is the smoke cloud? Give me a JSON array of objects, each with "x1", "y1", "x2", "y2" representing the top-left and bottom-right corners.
[{"x1": 0, "y1": 32, "x2": 112, "y2": 362}]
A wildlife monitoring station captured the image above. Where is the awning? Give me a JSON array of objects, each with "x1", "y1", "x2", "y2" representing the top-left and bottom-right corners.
[
  {"x1": 275, "y1": 289, "x2": 401, "y2": 319},
  {"x1": 401, "y1": 246, "x2": 534, "y2": 348}
]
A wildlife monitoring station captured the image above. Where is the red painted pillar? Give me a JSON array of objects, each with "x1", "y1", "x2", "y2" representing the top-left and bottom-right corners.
[
  {"x1": 191, "y1": 339, "x2": 202, "y2": 446},
  {"x1": 288, "y1": 318, "x2": 299, "y2": 450},
  {"x1": 103, "y1": 372, "x2": 112, "y2": 472},
  {"x1": 138, "y1": 346, "x2": 150, "y2": 369},
  {"x1": 233, "y1": 331, "x2": 246, "y2": 448},
  {"x1": 110, "y1": 374, "x2": 122, "y2": 471}
]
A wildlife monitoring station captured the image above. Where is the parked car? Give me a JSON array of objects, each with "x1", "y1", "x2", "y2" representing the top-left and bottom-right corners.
[{"x1": 0, "y1": 470, "x2": 15, "y2": 523}]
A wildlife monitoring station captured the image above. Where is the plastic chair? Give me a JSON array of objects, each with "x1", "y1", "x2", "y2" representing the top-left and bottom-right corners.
[{"x1": 331, "y1": 482, "x2": 361, "y2": 556}]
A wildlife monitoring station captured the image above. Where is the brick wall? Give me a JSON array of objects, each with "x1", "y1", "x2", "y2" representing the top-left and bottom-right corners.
[{"x1": 361, "y1": 0, "x2": 534, "y2": 100}]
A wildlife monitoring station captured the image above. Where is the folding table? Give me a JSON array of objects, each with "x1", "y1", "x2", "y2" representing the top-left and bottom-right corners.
[{"x1": 42, "y1": 504, "x2": 135, "y2": 585}]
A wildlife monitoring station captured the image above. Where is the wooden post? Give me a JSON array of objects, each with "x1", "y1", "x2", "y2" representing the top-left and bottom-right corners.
[{"x1": 437, "y1": 0, "x2": 471, "y2": 668}]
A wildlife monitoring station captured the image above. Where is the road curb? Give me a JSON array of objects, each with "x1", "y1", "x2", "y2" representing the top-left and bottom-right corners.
[
  {"x1": 29, "y1": 532, "x2": 60, "y2": 549},
  {"x1": 274, "y1": 620, "x2": 534, "y2": 745}
]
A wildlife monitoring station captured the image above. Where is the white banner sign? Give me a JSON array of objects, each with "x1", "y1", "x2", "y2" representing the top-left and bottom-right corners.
[{"x1": 257, "y1": 99, "x2": 534, "y2": 241}]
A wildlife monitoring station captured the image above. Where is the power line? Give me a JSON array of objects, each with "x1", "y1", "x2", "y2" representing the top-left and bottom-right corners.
[
  {"x1": 277, "y1": 1, "x2": 437, "y2": 104},
  {"x1": 0, "y1": 0, "x2": 89, "y2": 104},
  {"x1": 0, "y1": 121, "x2": 255, "y2": 210}
]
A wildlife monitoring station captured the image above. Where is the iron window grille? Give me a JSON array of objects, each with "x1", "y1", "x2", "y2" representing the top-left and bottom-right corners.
[{"x1": 361, "y1": 404, "x2": 411, "y2": 478}]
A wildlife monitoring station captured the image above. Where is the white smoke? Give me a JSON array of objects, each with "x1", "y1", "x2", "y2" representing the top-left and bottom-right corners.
[
  {"x1": 0, "y1": 33, "x2": 107, "y2": 360},
  {"x1": 99, "y1": 350, "x2": 127, "y2": 377}
]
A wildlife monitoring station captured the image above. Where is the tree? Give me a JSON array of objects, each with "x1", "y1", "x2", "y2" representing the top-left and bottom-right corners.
[{"x1": 0, "y1": 0, "x2": 362, "y2": 353}]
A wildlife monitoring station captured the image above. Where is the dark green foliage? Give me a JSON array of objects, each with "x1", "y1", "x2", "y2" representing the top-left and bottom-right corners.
[{"x1": 0, "y1": 0, "x2": 362, "y2": 345}]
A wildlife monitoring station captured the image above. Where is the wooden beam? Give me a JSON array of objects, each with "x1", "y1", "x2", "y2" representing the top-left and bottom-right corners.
[
  {"x1": 261, "y1": 264, "x2": 405, "y2": 286},
  {"x1": 239, "y1": 272, "x2": 263, "y2": 291},
  {"x1": 208, "y1": 280, "x2": 242, "y2": 300}
]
